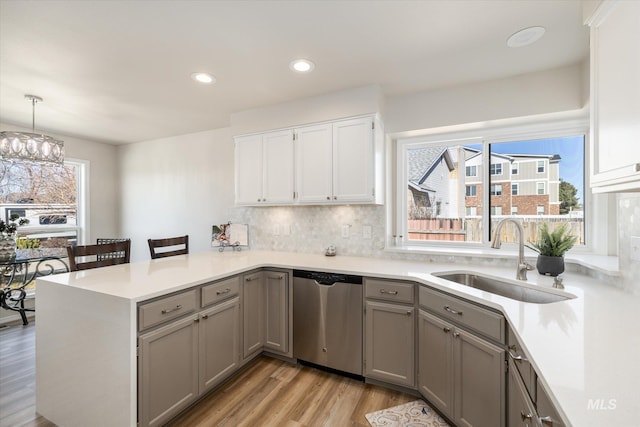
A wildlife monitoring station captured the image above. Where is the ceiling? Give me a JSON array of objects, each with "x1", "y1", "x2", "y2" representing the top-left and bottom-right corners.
[{"x1": 0, "y1": 0, "x2": 588, "y2": 145}]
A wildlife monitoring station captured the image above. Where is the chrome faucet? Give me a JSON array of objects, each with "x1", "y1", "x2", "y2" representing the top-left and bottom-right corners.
[{"x1": 491, "y1": 218, "x2": 534, "y2": 281}]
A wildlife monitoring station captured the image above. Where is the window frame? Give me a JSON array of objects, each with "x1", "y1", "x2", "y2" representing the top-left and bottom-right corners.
[
  {"x1": 511, "y1": 183, "x2": 519, "y2": 195},
  {"x1": 392, "y1": 115, "x2": 612, "y2": 255},
  {"x1": 511, "y1": 162, "x2": 519, "y2": 175},
  {"x1": 465, "y1": 185, "x2": 477, "y2": 197},
  {"x1": 536, "y1": 182, "x2": 545, "y2": 195},
  {"x1": 537, "y1": 160, "x2": 545, "y2": 173},
  {"x1": 490, "y1": 162, "x2": 503, "y2": 175},
  {"x1": 465, "y1": 165, "x2": 477, "y2": 177},
  {"x1": 490, "y1": 184, "x2": 503, "y2": 196}
]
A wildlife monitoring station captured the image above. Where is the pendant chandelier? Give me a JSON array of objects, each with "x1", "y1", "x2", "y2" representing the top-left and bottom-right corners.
[{"x1": 0, "y1": 95, "x2": 65, "y2": 164}]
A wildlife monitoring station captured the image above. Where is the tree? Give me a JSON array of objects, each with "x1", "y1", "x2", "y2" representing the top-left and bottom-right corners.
[
  {"x1": 0, "y1": 160, "x2": 76, "y2": 204},
  {"x1": 559, "y1": 179, "x2": 579, "y2": 214}
]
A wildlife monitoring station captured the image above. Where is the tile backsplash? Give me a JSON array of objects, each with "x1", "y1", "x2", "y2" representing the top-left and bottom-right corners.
[
  {"x1": 618, "y1": 194, "x2": 640, "y2": 293},
  {"x1": 231, "y1": 205, "x2": 619, "y2": 286}
]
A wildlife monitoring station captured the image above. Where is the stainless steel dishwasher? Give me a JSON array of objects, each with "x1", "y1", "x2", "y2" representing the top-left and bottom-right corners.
[{"x1": 293, "y1": 270, "x2": 363, "y2": 376}]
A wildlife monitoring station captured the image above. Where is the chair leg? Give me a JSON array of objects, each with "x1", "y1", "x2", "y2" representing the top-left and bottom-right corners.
[{"x1": 19, "y1": 308, "x2": 29, "y2": 325}]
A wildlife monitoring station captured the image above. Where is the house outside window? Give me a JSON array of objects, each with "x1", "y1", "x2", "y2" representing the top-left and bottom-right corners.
[
  {"x1": 511, "y1": 162, "x2": 518, "y2": 175},
  {"x1": 537, "y1": 160, "x2": 545, "y2": 173},
  {"x1": 398, "y1": 129, "x2": 587, "y2": 248}
]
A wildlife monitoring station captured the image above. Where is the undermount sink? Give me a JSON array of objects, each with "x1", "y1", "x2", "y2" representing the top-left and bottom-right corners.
[{"x1": 432, "y1": 271, "x2": 574, "y2": 304}]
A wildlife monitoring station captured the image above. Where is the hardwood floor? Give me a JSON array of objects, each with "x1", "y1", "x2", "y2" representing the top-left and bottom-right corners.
[
  {"x1": 0, "y1": 323, "x2": 54, "y2": 427},
  {"x1": 1, "y1": 322, "x2": 416, "y2": 427}
]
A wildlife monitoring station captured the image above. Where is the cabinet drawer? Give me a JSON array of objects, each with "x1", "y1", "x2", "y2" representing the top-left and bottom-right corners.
[
  {"x1": 365, "y1": 278, "x2": 414, "y2": 304},
  {"x1": 537, "y1": 378, "x2": 566, "y2": 427},
  {"x1": 419, "y1": 285, "x2": 504, "y2": 343},
  {"x1": 508, "y1": 328, "x2": 536, "y2": 402},
  {"x1": 138, "y1": 290, "x2": 197, "y2": 331},
  {"x1": 201, "y1": 276, "x2": 240, "y2": 307}
]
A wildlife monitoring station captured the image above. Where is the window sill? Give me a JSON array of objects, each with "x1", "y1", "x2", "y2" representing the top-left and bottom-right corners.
[{"x1": 384, "y1": 245, "x2": 620, "y2": 277}]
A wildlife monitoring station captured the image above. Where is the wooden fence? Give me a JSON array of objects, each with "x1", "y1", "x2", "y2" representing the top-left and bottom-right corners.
[{"x1": 407, "y1": 217, "x2": 584, "y2": 244}]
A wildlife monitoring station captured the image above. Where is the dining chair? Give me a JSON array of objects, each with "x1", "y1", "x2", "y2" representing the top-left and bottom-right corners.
[
  {"x1": 147, "y1": 235, "x2": 189, "y2": 259},
  {"x1": 96, "y1": 237, "x2": 131, "y2": 261},
  {"x1": 66, "y1": 240, "x2": 131, "y2": 271}
]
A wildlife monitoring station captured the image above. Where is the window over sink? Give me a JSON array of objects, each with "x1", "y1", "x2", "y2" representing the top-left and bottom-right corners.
[{"x1": 395, "y1": 120, "x2": 597, "y2": 252}]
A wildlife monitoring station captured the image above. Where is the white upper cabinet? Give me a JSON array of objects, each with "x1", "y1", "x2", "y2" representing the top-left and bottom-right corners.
[
  {"x1": 332, "y1": 117, "x2": 376, "y2": 203},
  {"x1": 588, "y1": 0, "x2": 640, "y2": 193},
  {"x1": 236, "y1": 115, "x2": 383, "y2": 206},
  {"x1": 295, "y1": 123, "x2": 333, "y2": 203},
  {"x1": 235, "y1": 130, "x2": 294, "y2": 205}
]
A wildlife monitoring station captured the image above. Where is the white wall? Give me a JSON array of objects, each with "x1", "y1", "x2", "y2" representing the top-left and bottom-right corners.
[
  {"x1": 385, "y1": 63, "x2": 586, "y2": 134},
  {"x1": 230, "y1": 84, "x2": 384, "y2": 135},
  {"x1": 118, "y1": 127, "x2": 234, "y2": 261},
  {"x1": 0, "y1": 123, "x2": 119, "y2": 242}
]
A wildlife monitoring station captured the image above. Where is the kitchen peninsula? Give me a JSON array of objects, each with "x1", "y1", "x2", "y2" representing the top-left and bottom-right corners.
[{"x1": 36, "y1": 250, "x2": 639, "y2": 427}]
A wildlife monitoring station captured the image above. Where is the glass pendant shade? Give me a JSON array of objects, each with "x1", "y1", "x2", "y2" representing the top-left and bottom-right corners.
[
  {"x1": 0, "y1": 94, "x2": 65, "y2": 164},
  {"x1": 0, "y1": 131, "x2": 65, "y2": 164}
]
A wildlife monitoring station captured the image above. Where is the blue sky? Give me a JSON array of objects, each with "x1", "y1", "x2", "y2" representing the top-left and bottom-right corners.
[{"x1": 468, "y1": 136, "x2": 585, "y2": 204}]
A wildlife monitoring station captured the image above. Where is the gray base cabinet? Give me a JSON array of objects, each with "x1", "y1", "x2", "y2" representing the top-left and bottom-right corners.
[
  {"x1": 364, "y1": 278, "x2": 416, "y2": 388},
  {"x1": 365, "y1": 300, "x2": 415, "y2": 387},
  {"x1": 418, "y1": 308, "x2": 505, "y2": 427},
  {"x1": 243, "y1": 269, "x2": 291, "y2": 359},
  {"x1": 199, "y1": 297, "x2": 241, "y2": 394},
  {"x1": 243, "y1": 271, "x2": 264, "y2": 358},
  {"x1": 138, "y1": 315, "x2": 199, "y2": 427}
]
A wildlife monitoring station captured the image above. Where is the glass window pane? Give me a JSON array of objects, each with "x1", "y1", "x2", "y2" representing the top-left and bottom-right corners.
[
  {"x1": 489, "y1": 136, "x2": 585, "y2": 246},
  {"x1": 406, "y1": 143, "x2": 482, "y2": 243}
]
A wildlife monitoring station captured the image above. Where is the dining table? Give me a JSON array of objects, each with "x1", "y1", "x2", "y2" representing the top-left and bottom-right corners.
[{"x1": 0, "y1": 248, "x2": 69, "y2": 325}]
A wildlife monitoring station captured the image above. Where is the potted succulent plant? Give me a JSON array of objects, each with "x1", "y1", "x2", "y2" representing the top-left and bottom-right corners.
[
  {"x1": 526, "y1": 222, "x2": 577, "y2": 276},
  {"x1": 0, "y1": 214, "x2": 30, "y2": 260}
]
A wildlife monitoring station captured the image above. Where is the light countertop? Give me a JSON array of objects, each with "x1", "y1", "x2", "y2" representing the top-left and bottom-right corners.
[{"x1": 38, "y1": 250, "x2": 640, "y2": 427}]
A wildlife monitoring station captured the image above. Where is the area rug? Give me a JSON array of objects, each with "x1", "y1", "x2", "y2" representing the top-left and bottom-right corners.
[{"x1": 365, "y1": 399, "x2": 450, "y2": 427}]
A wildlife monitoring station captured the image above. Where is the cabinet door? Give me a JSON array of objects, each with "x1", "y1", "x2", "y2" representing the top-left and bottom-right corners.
[
  {"x1": 295, "y1": 123, "x2": 333, "y2": 203},
  {"x1": 418, "y1": 309, "x2": 454, "y2": 418},
  {"x1": 508, "y1": 359, "x2": 538, "y2": 427},
  {"x1": 235, "y1": 134, "x2": 263, "y2": 205},
  {"x1": 536, "y1": 378, "x2": 565, "y2": 427},
  {"x1": 263, "y1": 271, "x2": 289, "y2": 354},
  {"x1": 332, "y1": 117, "x2": 375, "y2": 203},
  {"x1": 365, "y1": 300, "x2": 415, "y2": 387},
  {"x1": 138, "y1": 316, "x2": 199, "y2": 427},
  {"x1": 199, "y1": 297, "x2": 241, "y2": 394},
  {"x1": 263, "y1": 129, "x2": 294, "y2": 204},
  {"x1": 454, "y1": 328, "x2": 505, "y2": 427},
  {"x1": 589, "y1": 0, "x2": 640, "y2": 192},
  {"x1": 242, "y1": 272, "x2": 264, "y2": 358}
]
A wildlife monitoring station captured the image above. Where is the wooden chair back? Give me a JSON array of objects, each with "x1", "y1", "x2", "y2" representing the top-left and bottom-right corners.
[
  {"x1": 147, "y1": 235, "x2": 189, "y2": 259},
  {"x1": 67, "y1": 240, "x2": 131, "y2": 271},
  {"x1": 96, "y1": 238, "x2": 131, "y2": 261}
]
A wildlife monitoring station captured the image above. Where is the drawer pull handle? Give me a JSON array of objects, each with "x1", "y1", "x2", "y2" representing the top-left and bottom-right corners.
[
  {"x1": 520, "y1": 411, "x2": 533, "y2": 421},
  {"x1": 268, "y1": 275, "x2": 284, "y2": 280},
  {"x1": 453, "y1": 332, "x2": 460, "y2": 338},
  {"x1": 202, "y1": 314, "x2": 209, "y2": 320},
  {"x1": 245, "y1": 277, "x2": 258, "y2": 282},
  {"x1": 380, "y1": 289, "x2": 398, "y2": 295},
  {"x1": 444, "y1": 305, "x2": 463, "y2": 316},
  {"x1": 443, "y1": 327, "x2": 451, "y2": 333},
  {"x1": 540, "y1": 416, "x2": 555, "y2": 426},
  {"x1": 508, "y1": 346, "x2": 528, "y2": 363},
  {"x1": 216, "y1": 288, "x2": 231, "y2": 295},
  {"x1": 161, "y1": 304, "x2": 182, "y2": 314}
]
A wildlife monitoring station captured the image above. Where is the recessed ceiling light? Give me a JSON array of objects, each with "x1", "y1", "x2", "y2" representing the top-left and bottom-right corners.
[
  {"x1": 190, "y1": 72, "x2": 216, "y2": 84},
  {"x1": 289, "y1": 59, "x2": 315, "y2": 73},
  {"x1": 507, "y1": 26, "x2": 546, "y2": 48}
]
